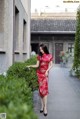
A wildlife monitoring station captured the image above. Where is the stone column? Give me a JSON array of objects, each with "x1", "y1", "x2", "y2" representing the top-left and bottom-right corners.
[
  {"x1": 26, "y1": 0, "x2": 31, "y2": 59},
  {"x1": 4, "y1": 0, "x2": 14, "y2": 71},
  {"x1": 49, "y1": 40, "x2": 53, "y2": 54},
  {"x1": 63, "y1": 41, "x2": 68, "y2": 52},
  {"x1": 52, "y1": 36, "x2": 55, "y2": 63}
]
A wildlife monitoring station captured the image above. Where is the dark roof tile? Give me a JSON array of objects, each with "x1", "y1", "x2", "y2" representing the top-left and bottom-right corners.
[{"x1": 31, "y1": 19, "x2": 76, "y2": 32}]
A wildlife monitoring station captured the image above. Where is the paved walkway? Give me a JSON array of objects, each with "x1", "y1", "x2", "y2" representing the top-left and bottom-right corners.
[{"x1": 33, "y1": 65, "x2": 80, "y2": 119}]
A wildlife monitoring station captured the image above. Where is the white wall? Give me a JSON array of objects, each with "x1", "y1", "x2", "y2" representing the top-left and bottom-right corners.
[
  {"x1": 21, "y1": 0, "x2": 31, "y2": 58},
  {"x1": 21, "y1": 0, "x2": 31, "y2": 14}
]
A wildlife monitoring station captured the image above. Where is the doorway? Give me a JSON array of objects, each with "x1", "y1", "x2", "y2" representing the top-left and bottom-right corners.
[
  {"x1": 31, "y1": 43, "x2": 39, "y2": 54},
  {"x1": 55, "y1": 43, "x2": 63, "y2": 64}
]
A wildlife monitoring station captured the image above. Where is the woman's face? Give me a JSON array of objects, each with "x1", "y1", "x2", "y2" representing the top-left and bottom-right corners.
[{"x1": 40, "y1": 47, "x2": 44, "y2": 54}]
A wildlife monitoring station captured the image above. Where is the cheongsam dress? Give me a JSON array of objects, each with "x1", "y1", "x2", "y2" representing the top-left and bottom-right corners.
[{"x1": 37, "y1": 53, "x2": 53, "y2": 97}]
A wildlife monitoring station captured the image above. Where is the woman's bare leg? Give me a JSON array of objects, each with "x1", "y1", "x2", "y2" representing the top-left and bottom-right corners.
[
  {"x1": 43, "y1": 95, "x2": 48, "y2": 114},
  {"x1": 40, "y1": 97, "x2": 44, "y2": 110}
]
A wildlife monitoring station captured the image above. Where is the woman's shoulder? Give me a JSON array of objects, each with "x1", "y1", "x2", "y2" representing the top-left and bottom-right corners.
[
  {"x1": 48, "y1": 54, "x2": 53, "y2": 61},
  {"x1": 48, "y1": 53, "x2": 53, "y2": 57}
]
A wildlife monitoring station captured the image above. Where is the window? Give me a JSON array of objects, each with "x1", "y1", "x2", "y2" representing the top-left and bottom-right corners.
[
  {"x1": 23, "y1": 19, "x2": 27, "y2": 51},
  {"x1": 68, "y1": 43, "x2": 74, "y2": 53},
  {"x1": 14, "y1": 6, "x2": 19, "y2": 51}
]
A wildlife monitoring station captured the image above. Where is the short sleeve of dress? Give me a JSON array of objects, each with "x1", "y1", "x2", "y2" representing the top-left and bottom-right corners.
[
  {"x1": 37, "y1": 55, "x2": 40, "y2": 61},
  {"x1": 49, "y1": 54, "x2": 53, "y2": 61}
]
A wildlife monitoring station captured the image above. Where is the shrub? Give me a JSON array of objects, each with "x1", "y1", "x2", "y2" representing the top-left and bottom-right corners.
[
  {"x1": 0, "y1": 56, "x2": 38, "y2": 119},
  {"x1": 73, "y1": 6, "x2": 80, "y2": 78},
  {"x1": 0, "y1": 74, "x2": 38, "y2": 119},
  {"x1": 0, "y1": 76, "x2": 32, "y2": 106},
  {"x1": 7, "y1": 56, "x2": 38, "y2": 91},
  {"x1": 0, "y1": 103, "x2": 37, "y2": 119}
]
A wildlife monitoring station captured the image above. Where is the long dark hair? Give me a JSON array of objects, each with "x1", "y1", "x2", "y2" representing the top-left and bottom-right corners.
[{"x1": 38, "y1": 44, "x2": 49, "y2": 56}]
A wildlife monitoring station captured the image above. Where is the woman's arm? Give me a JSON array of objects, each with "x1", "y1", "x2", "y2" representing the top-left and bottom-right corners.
[
  {"x1": 27, "y1": 60, "x2": 39, "y2": 68},
  {"x1": 47, "y1": 61, "x2": 53, "y2": 72},
  {"x1": 45, "y1": 61, "x2": 53, "y2": 76}
]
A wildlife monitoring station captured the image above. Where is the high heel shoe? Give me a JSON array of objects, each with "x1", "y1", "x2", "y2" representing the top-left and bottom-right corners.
[
  {"x1": 40, "y1": 109, "x2": 43, "y2": 113},
  {"x1": 40, "y1": 107, "x2": 44, "y2": 113},
  {"x1": 43, "y1": 108, "x2": 48, "y2": 116},
  {"x1": 44, "y1": 113, "x2": 47, "y2": 116}
]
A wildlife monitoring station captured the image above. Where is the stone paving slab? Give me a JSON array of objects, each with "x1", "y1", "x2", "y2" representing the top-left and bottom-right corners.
[{"x1": 33, "y1": 66, "x2": 80, "y2": 119}]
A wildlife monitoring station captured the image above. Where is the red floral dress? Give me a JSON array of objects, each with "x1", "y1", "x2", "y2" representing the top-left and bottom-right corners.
[{"x1": 37, "y1": 53, "x2": 53, "y2": 97}]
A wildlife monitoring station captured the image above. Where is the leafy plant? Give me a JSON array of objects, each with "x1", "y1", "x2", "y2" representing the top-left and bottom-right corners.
[
  {"x1": 73, "y1": 6, "x2": 80, "y2": 78},
  {"x1": 0, "y1": 56, "x2": 38, "y2": 119},
  {"x1": 7, "y1": 56, "x2": 38, "y2": 91}
]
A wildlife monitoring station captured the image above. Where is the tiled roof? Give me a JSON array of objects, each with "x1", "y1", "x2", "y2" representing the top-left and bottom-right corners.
[{"x1": 31, "y1": 19, "x2": 76, "y2": 33}]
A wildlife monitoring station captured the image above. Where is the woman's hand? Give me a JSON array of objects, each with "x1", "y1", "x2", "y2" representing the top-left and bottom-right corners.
[
  {"x1": 25, "y1": 66, "x2": 31, "y2": 71},
  {"x1": 26, "y1": 65, "x2": 31, "y2": 68},
  {"x1": 45, "y1": 70, "x2": 48, "y2": 77}
]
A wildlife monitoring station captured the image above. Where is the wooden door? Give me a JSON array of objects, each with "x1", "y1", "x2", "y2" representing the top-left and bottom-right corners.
[{"x1": 55, "y1": 43, "x2": 63, "y2": 64}]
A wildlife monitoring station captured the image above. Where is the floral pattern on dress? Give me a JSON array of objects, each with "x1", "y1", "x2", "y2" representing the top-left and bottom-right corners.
[{"x1": 36, "y1": 53, "x2": 53, "y2": 97}]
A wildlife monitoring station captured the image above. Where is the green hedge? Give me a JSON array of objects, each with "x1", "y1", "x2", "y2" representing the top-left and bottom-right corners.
[
  {"x1": 7, "y1": 56, "x2": 38, "y2": 91},
  {"x1": 0, "y1": 103, "x2": 37, "y2": 119},
  {"x1": 0, "y1": 56, "x2": 38, "y2": 119},
  {"x1": 73, "y1": 6, "x2": 80, "y2": 79},
  {"x1": 0, "y1": 76, "x2": 32, "y2": 106}
]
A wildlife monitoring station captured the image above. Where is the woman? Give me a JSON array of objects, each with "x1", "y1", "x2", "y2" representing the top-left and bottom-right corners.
[{"x1": 27, "y1": 44, "x2": 53, "y2": 116}]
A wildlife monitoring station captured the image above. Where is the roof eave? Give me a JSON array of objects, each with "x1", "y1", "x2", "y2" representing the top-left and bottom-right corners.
[{"x1": 31, "y1": 31, "x2": 76, "y2": 34}]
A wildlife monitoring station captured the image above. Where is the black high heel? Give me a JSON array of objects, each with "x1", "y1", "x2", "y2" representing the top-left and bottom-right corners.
[
  {"x1": 40, "y1": 110, "x2": 43, "y2": 113},
  {"x1": 43, "y1": 108, "x2": 48, "y2": 116},
  {"x1": 44, "y1": 113, "x2": 47, "y2": 116}
]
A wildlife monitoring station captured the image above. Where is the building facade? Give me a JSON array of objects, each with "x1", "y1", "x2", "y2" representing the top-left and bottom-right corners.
[
  {"x1": 31, "y1": 13, "x2": 76, "y2": 63},
  {"x1": 0, "y1": 0, "x2": 31, "y2": 73}
]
